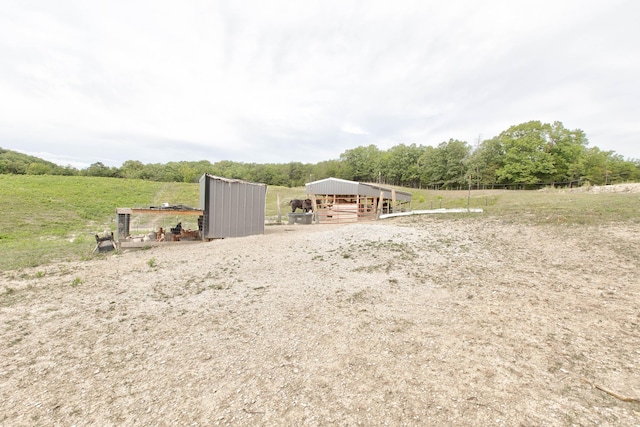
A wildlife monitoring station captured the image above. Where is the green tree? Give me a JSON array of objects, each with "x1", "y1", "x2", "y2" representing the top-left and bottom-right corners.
[
  {"x1": 178, "y1": 163, "x2": 198, "y2": 183},
  {"x1": 382, "y1": 143, "x2": 425, "y2": 187},
  {"x1": 441, "y1": 139, "x2": 471, "y2": 188},
  {"x1": 495, "y1": 121, "x2": 556, "y2": 185},
  {"x1": 119, "y1": 160, "x2": 146, "y2": 179},
  {"x1": 467, "y1": 137, "x2": 504, "y2": 188},
  {"x1": 161, "y1": 163, "x2": 185, "y2": 182},
  {"x1": 0, "y1": 147, "x2": 60, "y2": 174},
  {"x1": 210, "y1": 160, "x2": 250, "y2": 180},
  {"x1": 85, "y1": 162, "x2": 118, "y2": 178},
  {"x1": 420, "y1": 145, "x2": 444, "y2": 188},
  {"x1": 339, "y1": 145, "x2": 381, "y2": 182},
  {"x1": 26, "y1": 162, "x2": 52, "y2": 175},
  {"x1": 51, "y1": 165, "x2": 78, "y2": 176},
  {"x1": 609, "y1": 156, "x2": 638, "y2": 183},
  {"x1": 547, "y1": 121, "x2": 589, "y2": 185},
  {"x1": 311, "y1": 159, "x2": 345, "y2": 181},
  {"x1": 420, "y1": 140, "x2": 470, "y2": 189},
  {"x1": 245, "y1": 163, "x2": 287, "y2": 186},
  {"x1": 287, "y1": 162, "x2": 313, "y2": 187}
]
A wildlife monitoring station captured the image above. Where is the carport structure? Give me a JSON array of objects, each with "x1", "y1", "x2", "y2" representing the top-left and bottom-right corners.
[
  {"x1": 116, "y1": 205, "x2": 204, "y2": 247},
  {"x1": 305, "y1": 177, "x2": 412, "y2": 223}
]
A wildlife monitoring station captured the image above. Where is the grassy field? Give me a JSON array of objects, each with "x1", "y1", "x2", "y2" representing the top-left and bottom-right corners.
[
  {"x1": 1, "y1": 175, "x2": 638, "y2": 271},
  {"x1": 0, "y1": 175, "x2": 199, "y2": 270}
]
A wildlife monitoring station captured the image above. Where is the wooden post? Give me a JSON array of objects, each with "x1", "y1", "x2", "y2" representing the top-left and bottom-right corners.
[
  {"x1": 277, "y1": 193, "x2": 282, "y2": 223},
  {"x1": 467, "y1": 174, "x2": 471, "y2": 211},
  {"x1": 392, "y1": 189, "x2": 397, "y2": 213},
  {"x1": 310, "y1": 192, "x2": 318, "y2": 223}
]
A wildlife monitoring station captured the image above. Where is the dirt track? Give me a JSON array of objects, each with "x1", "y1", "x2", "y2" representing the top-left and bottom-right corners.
[{"x1": 2, "y1": 215, "x2": 639, "y2": 426}]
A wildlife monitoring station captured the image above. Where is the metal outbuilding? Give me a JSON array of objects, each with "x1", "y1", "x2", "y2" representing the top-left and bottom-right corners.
[
  {"x1": 199, "y1": 174, "x2": 267, "y2": 239},
  {"x1": 305, "y1": 177, "x2": 412, "y2": 223}
]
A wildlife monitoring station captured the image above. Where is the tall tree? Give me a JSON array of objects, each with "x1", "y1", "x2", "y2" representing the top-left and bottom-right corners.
[
  {"x1": 418, "y1": 140, "x2": 470, "y2": 189},
  {"x1": 311, "y1": 159, "x2": 345, "y2": 181},
  {"x1": 85, "y1": 162, "x2": 118, "y2": 178},
  {"x1": 287, "y1": 162, "x2": 313, "y2": 187},
  {"x1": 547, "y1": 121, "x2": 589, "y2": 185},
  {"x1": 339, "y1": 145, "x2": 381, "y2": 182},
  {"x1": 467, "y1": 137, "x2": 504, "y2": 188},
  {"x1": 579, "y1": 147, "x2": 612, "y2": 185},
  {"x1": 178, "y1": 163, "x2": 198, "y2": 183},
  {"x1": 120, "y1": 160, "x2": 146, "y2": 179},
  {"x1": 420, "y1": 145, "x2": 446, "y2": 188},
  {"x1": 441, "y1": 139, "x2": 471, "y2": 188},
  {"x1": 382, "y1": 143, "x2": 425, "y2": 187},
  {"x1": 495, "y1": 121, "x2": 556, "y2": 185}
]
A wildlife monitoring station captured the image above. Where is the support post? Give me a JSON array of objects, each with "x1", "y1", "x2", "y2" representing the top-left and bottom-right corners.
[
  {"x1": 310, "y1": 192, "x2": 318, "y2": 223},
  {"x1": 117, "y1": 213, "x2": 130, "y2": 241},
  {"x1": 277, "y1": 193, "x2": 282, "y2": 223},
  {"x1": 392, "y1": 189, "x2": 397, "y2": 213}
]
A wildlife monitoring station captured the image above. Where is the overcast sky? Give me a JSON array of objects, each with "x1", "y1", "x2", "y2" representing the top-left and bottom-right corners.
[{"x1": 1, "y1": 0, "x2": 639, "y2": 169}]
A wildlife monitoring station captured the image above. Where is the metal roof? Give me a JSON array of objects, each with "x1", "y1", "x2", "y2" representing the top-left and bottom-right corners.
[{"x1": 306, "y1": 177, "x2": 412, "y2": 201}]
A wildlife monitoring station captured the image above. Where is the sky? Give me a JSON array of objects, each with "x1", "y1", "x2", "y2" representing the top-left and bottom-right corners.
[{"x1": 1, "y1": 0, "x2": 639, "y2": 169}]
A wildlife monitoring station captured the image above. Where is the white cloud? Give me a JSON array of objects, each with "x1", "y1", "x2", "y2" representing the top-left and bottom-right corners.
[
  {"x1": 1, "y1": 0, "x2": 639, "y2": 167},
  {"x1": 341, "y1": 124, "x2": 369, "y2": 136}
]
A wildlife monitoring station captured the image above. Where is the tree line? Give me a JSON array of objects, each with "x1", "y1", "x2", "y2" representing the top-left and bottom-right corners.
[{"x1": 2, "y1": 121, "x2": 639, "y2": 188}]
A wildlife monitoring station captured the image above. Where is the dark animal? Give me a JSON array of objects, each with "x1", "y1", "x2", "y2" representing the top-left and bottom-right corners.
[
  {"x1": 170, "y1": 222, "x2": 182, "y2": 235},
  {"x1": 289, "y1": 199, "x2": 303, "y2": 212},
  {"x1": 95, "y1": 232, "x2": 114, "y2": 243},
  {"x1": 94, "y1": 231, "x2": 115, "y2": 253},
  {"x1": 290, "y1": 199, "x2": 313, "y2": 213}
]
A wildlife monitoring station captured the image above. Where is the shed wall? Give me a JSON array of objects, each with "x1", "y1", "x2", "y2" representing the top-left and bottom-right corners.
[{"x1": 199, "y1": 174, "x2": 266, "y2": 239}]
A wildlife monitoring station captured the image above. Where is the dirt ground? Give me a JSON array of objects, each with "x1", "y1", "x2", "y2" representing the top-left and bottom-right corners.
[{"x1": 1, "y1": 213, "x2": 639, "y2": 426}]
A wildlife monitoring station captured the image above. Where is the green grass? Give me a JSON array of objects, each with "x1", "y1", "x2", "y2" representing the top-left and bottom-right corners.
[
  {"x1": 406, "y1": 187, "x2": 640, "y2": 225},
  {"x1": 1, "y1": 175, "x2": 638, "y2": 271},
  {"x1": 0, "y1": 175, "x2": 199, "y2": 270},
  {"x1": 265, "y1": 185, "x2": 308, "y2": 220}
]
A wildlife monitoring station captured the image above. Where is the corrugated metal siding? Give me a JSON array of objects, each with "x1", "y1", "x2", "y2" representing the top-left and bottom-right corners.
[
  {"x1": 306, "y1": 178, "x2": 412, "y2": 201},
  {"x1": 200, "y1": 174, "x2": 266, "y2": 239},
  {"x1": 306, "y1": 177, "x2": 359, "y2": 196},
  {"x1": 357, "y1": 183, "x2": 385, "y2": 198},
  {"x1": 199, "y1": 174, "x2": 207, "y2": 208}
]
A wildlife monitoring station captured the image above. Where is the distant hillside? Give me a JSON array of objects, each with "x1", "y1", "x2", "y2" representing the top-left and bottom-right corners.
[{"x1": 0, "y1": 147, "x2": 76, "y2": 175}]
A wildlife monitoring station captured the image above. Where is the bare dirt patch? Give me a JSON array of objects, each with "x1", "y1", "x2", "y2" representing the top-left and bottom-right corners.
[
  {"x1": 2, "y1": 216, "x2": 639, "y2": 426},
  {"x1": 563, "y1": 183, "x2": 640, "y2": 194}
]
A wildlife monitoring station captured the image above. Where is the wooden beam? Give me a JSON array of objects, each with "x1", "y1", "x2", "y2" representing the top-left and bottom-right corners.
[{"x1": 116, "y1": 208, "x2": 203, "y2": 216}]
